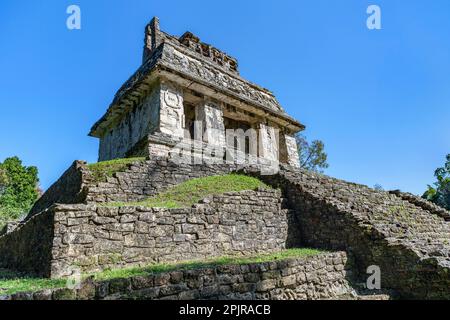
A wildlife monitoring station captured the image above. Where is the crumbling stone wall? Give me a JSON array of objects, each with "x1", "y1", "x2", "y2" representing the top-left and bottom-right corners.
[
  {"x1": 389, "y1": 190, "x2": 450, "y2": 221},
  {"x1": 2, "y1": 252, "x2": 358, "y2": 301},
  {"x1": 84, "y1": 159, "x2": 239, "y2": 204},
  {"x1": 27, "y1": 161, "x2": 90, "y2": 218},
  {"x1": 258, "y1": 167, "x2": 450, "y2": 299},
  {"x1": 0, "y1": 209, "x2": 55, "y2": 277},
  {"x1": 27, "y1": 158, "x2": 269, "y2": 213}
]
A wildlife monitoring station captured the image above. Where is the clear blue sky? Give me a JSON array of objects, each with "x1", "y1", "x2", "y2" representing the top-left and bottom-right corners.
[{"x1": 0, "y1": 0, "x2": 449, "y2": 195}]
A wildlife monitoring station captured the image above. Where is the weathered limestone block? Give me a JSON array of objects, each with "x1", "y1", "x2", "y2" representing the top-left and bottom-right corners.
[
  {"x1": 195, "y1": 99, "x2": 226, "y2": 147},
  {"x1": 259, "y1": 123, "x2": 279, "y2": 162},
  {"x1": 284, "y1": 134, "x2": 300, "y2": 168}
]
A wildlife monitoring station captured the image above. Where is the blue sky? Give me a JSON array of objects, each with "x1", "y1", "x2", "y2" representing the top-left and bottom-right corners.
[{"x1": 0, "y1": 0, "x2": 449, "y2": 195}]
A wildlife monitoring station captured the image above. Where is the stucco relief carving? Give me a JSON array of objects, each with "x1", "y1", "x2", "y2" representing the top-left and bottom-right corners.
[
  {"x1": 163, "y1": 45, "x2": 283, "y2": 113},
  {"x1": 159, "y1": 83, "x2": 184, "y2": 138},
  {"x1": 164, "y1": 90, "x2": 180, "y2": 108}
]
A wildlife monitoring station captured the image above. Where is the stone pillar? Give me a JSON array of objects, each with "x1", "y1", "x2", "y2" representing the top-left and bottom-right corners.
[
  {"x1": 98, "y1": 134, "x2": 110, "y2": 162},
  {"x1": 284, "y1": 134, "x2": 300, "y2": 168},
  {"x1": 258, "y1": 123, "x2": 279, "y2": 162},
  {"x1": 159, "y1": 81, "x2": 185, "y2": 139},
  {"x1": 195, "y1": 99, "x2": 226, "y2": 147}
]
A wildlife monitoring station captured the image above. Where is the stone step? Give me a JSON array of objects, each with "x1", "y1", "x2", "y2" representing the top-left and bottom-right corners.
[
  {"x1": 329, "y1": 282, "x2": 394, "y2": 300},
  {"x1": 355, "y1": 293, "x2": 391, "y2": 300},
  {"x1": 331, "y1": 291, "x2": 392, "y2": 300}
]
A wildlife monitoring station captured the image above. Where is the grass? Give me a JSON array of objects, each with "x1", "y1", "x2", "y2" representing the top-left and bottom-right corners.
[
  {"x1": 93, "y1": 248, "x2": 324, "y2": 281},
  {"x1": 104, "y1": 174, "x2": 274, "y2": 209},
  {"x1": 0, "y1": 248, "x2": 324, "y2": 296},
  {"x1": 0, "y1": 207, "x2": 28, "y2": 234},
  {"x1": 88, "y1": 157, "x2": 146, "y2": 183},
  {"x1": 0, "y1": 269, "x2": 66, "y2": 296}
]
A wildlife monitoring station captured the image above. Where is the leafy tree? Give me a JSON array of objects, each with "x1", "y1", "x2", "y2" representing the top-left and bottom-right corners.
[
  {"x1": 423, "y1": 154, "x2": 450, "y2": 210},
  {"x1": 0, "y1": 168, "x2": 7, "y2": 196},
  {"x1": 0, "y1": 157, "x2": 40, "y2": 227},
  {"x1": 296, "y1": 133, "x2": 329, "y2": 172}
]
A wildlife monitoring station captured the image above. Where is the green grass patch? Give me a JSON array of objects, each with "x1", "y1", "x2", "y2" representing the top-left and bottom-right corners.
[
  {"x1": 0, "y1": 248, "x2": 324, "y2": 296},
  {"x1": 93, "y1": 248, "x2": 325, "y2": 281},
  {"x1": 104, "y1": 174, "x2": 273, "y2": 209},
  {"x1": 88, "y1": 157, "x2": 146, "y2": 183},
  {"x1": 0, "y1": 269, "x2": 66, "y2": 296}
]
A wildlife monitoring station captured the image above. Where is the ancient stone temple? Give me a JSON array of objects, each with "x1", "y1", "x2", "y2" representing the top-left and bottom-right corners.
[
  {"x1": 89, "y1": 17, "x2": 304, "y2": 166},
  {"x1": 1, "y1": 16, "x2": 449, "y2": 301}
]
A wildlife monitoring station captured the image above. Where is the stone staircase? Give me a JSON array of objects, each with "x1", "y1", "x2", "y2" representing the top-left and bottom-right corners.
[{"x1": 256, "y1": 166, "x2": 450, "y2": 299}]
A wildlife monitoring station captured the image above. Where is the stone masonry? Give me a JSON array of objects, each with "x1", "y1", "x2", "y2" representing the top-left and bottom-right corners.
[
  {"x1": 50, "y1": 189, "x2": 289, "y2": 277},
  {"x1": 256, "y1": 167, "x2": 450, "y2": 299},
  {"x1": 1, "y1": 187, "x2": 291, "y2": 278},
  {"x1": 1, "y1": 157, "x2": 449, "y2": 298},
  {"x1": 1, "y1": 252, "x2": 362, "y2": 301},
  {"x1": 26, "y1": 158, "x2": 274, "y2": 218}
]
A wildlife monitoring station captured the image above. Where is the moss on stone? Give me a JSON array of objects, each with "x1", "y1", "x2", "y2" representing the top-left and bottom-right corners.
[
  {"x1": 104, "y1": 174, "x2": 274, "y2": 208},
  {"x1": 88, "y1": 157, "x2": 146, "y2": 183},
  {"x1": 93, "y1": 248, "x2": 325, "y2": 282},
  {"x1": 0, "y1": 248, "x2": 324, "y2": 296}
]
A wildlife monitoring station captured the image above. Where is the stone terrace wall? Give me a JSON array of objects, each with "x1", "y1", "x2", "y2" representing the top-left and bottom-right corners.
[
  {"x1": 1, "y1": 252, "x2": 357, "y2": 301},
  {"x1": 0, "y1": 210, "x2": 55, "y2": 277},
  {"x1": 5, "y1": 158, "x2": 449, "y2": 298},
  {"x1": 27, "y1": 161, "x2": 90, "y2": 219},
  {"x1": 26, "y1": 158, "x2": 270, "y2": 220},
  {"x1": 47, "y1": 189, "x2": 291, "y2": 277},
  {"x1": 84, "y1": 159, "x2": 261, "y2": 204},
  {"x1": 260, "y1": 167, "x2": 450, "y2": 299}
]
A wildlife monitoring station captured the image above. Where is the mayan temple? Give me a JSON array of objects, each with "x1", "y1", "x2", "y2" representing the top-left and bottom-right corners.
[
  {"x1": 89, "y1": 17, "x2": 303, "y2": 167},
  {"x1": 0, "y1": 17, "x2": 449, "y2": 301}
]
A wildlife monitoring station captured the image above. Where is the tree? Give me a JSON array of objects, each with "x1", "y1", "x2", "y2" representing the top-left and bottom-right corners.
[
  {"x1": 0, "y1": 168, "x2": 7, "y2": 196},
  {"x1": 0, "y1": 157, "x2": 40, "y2": 227},
  {"x1": 296, "y1": 133, "x2": 329, "y2": 172},
  {"x1": 423, "y1": 154, "x2": 450, "y2": 210},
  {"x1": 374, "y1": 184, "x2": 384, "y2": 191}
]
